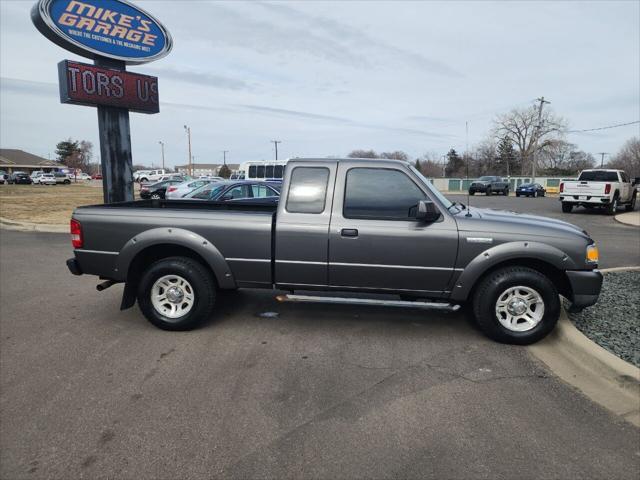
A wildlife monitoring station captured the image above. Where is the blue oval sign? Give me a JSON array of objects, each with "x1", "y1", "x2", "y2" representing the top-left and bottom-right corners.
[{"x1": 32, "y1": 0, "x2": 172, "y2": 64}]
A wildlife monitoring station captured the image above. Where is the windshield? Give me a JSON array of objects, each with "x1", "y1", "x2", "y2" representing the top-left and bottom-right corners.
[
  {"x1": 578, "y1": 170, "x2": 619, "y2": 182},
  {"x1": 478, "y1": 176, "x2": 494, "y2": 181},
  {"x1": 408, "y1": 165, "x2": 460, "y2": 213}
]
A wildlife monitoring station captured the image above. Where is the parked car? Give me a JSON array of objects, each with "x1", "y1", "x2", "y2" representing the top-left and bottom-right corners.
[
  {"x1": 559, "y1": 169, "x2": 637, "y2": 214},
  {"x1": 165, "y1": 179, "x2": 212, "y2": 199},
  {"x1": 37, "y1": 173, "x2": 57, "y2": 185},
  {"x1": 139, "y1": 179, "x2": 185, "y2": 199},
  {"x1": 91, "y1": 173, "x2": 103, "y2": 180},
  {"x1": 30, "y1": 171, "x2": 45, "y2": 183},
  {"x1": 183, "y1": 180, "x2": 281, "y2": 201},
  {"x1": 8, "y1": 172, "x2": 32, "y2": 184},
  {"x1": 198, "y1": 175, "x2": 223, "y2": 181},
  {"x1": 516, "y1": 183, "x2": 546, "y2": 197},
  {"x1": 53, "y1": 172, "x2": 71, "y2": 184},
  {"x1": 469, "y1": 176, "x2": 510, "y2": 195},
  {"x1": 68, "y1": 158, "x2": 602, "y2": 345},
  {"x1": 137, "y1": 169, "x2": 167, "y2": 184},
  {"x1": 0, "y1": 170, "x2": 8, "y2": 184}
]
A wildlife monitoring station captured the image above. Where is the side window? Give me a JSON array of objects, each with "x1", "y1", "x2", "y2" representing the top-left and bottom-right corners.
[
  {"x1": 251, "y1": 184, "x2": 278, "y2": 197},
  {"x1": 344, "y1": 168, "x2": 425, "y2": 220},
  {"x1": 257, "y1": 165, "x2": 265, "y2": 178},
  {"x1": 286, "y1": 167, "x2": 329, "y2": 214},
  {"x1": 192, "y1": 186, "x2": 214, "y2": 199},
  {"x1": 249, "y1": 165, "x2": 257, "y2": 179},
  {"x1": 620, "y1": 172, "x2": 628, "y2": 183},
  {"x1": 274, "y1": 165, "x2": 284, "y2": 179},
  {"x1": 225, "y1": 185, "x2": 250, "y2": 200},
  {"x1": 266, "y1": 165, "x2": 274, "y2": 178}
]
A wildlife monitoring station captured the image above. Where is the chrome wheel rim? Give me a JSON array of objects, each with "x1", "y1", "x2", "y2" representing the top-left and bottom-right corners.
[
  {"x1": 151, "y1": 275, "x2": 195, "y2": 319},
  {"x1": 495, "y1": 286, "x2": 544, "y2": 332}
]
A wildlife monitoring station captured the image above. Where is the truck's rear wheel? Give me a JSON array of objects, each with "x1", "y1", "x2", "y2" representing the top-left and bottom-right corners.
[
  {"x1": 137, "y1": 256, "x2": 215, "y2": 331},
  {"x1": 472, "y1": 266, "x2": 560, "y2": 345},
  {"x1": 607, "y1": 196, "x2": 619, "y2": 215},
  {"x1": 486, "y1": 187, "x2": 492, "y2": 196},
  {"x1": 561, "y1": 202, "x2": 573, "y2": 213}
]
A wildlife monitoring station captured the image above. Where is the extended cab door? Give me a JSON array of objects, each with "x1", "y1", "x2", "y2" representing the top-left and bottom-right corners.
[
  {"x1": 274, "y1": 161, "x2": 337, "y2": 289},
  {"x1": 328, "y1": 162, "x2": 458, "y2": 295}
]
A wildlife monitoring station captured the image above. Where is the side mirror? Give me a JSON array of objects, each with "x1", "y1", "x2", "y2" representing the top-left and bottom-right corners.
[{"x1": 415, "y1": 200, "x2": 441, "y2": 222}]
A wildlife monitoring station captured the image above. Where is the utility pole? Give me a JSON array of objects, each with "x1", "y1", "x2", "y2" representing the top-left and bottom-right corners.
[
  {"x1": 184, "y1": 125, "x2": 192, "y2": 176},
  {"x1": 271, "y1": 140, "x2": 281, "y2": 161},
  {"x1": 532, "y1": 96, "x2": 550, "y2": 182},
  {"x1": 598, "y1": 152, "x2": 608, "y2": 168},
  {"x1": 158, "y1": 141, "x2": 165, "y2": 170},
  {"x1": 222, "y1": 150, "x2": 228, "y2": 165}
]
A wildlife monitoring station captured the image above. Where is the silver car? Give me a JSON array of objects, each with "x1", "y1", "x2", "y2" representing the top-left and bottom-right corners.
[{"x1": 165, "y1": 179, "x2": 212, "y2": 199}]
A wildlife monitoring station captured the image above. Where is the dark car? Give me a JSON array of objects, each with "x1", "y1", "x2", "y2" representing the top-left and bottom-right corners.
[
  {"x1": 8, "y1": 172, "x2": 33, "y2": 185},
  {"x1": 184, "y1": 180, "x2": 281, "y2": 201},
  {"x1": 139, "y1": 179, "x2": 184, "y2": 199},
  {"x1": 469, "y1": 176, "x2": 509, "y2": 196},
  {"x1": 516, "y1": 183, "x2": 546, "y2": 197},
  {"x1": 91, "y1": 173, "x2": 102, "y2": 180}
]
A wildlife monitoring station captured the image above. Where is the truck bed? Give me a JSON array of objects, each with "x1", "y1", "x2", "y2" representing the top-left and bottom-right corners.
[{"x1": 72, "y1": 199, "x2": 277, "y2": 287}]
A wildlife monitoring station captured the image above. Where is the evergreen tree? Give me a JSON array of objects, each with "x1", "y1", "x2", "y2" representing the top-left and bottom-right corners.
[
  {"x1": 55, "y1": 138, "x2": 79, "y2": 163},
  {"x1": 496, "y1": 137, "x2": 515, "y2": 176},
  {"x1": 445, "y1": 149, "x2": 464, "y2": 177},
  {"x1": 414, "y1": 159, "x2": 422, "y2": 173}
]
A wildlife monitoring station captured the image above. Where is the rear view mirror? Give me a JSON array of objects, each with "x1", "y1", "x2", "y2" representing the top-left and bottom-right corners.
[{"x1": 415, "y1": 200, "x2": 441, "y2": 222}]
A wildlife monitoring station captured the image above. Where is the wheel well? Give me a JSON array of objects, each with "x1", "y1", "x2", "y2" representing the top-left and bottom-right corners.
[
  {"x1": 126, "y1": 244, "x2": 218, "y2": 288},
  {"x1": 466, "y1": 258, "x2": 572, "y2": 302}
]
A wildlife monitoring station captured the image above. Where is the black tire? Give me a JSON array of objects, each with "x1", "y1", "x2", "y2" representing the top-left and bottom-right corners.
[
  {"x1": 606, "y1": 195, "x2": 619, "y2": 215},
  {"x1": 486, "y1": 188, "x2": 492, "y2": 196},
  {"x1": 625, "y1": 194, "x2": 636, "y2": 212},
  {"x1": 503, "y1": 188, "x2": 509, "y2": 196},
  {"x1": 137, "y1": 256, "x2": 216, "y2": 331},
  {"x1": 64, "y1": 179, "x2": 70, "y2": 184},
  {"x1": 516, "y1": 193, "x2": 520, "y2": 197},
  {"x1": 561, "y1": 202, "x2": 573, "y2": 213},
  {"x1": 140, "y1": 178, "x2": 148, "y2": 183},
  {"x1": 150, "y1": 193, "x2": 161, "y2": 200},
  {"x1": 472, "y1": 266, "x2": 560, "y2": 345},
  {"x1": 469, "y1": 191, "x2": 475, "y2": 196}
]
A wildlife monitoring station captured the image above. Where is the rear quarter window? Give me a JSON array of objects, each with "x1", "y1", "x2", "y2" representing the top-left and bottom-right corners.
[{"x1": 286, "y1": 167, "x2": 329, "y2": 214}]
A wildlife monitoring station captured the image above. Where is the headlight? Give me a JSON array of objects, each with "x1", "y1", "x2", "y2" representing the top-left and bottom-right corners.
[{"x1": 586, "y1": 244, "x2": 599, "y2": 264}]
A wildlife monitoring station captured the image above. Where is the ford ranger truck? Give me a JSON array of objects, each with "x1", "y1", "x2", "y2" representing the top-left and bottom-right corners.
[
  {"x1": 560, "y1": 169, "x2": 637, "y2": 214},
  {"x1": 67, "y1": 158, "x2": 603, "y2": 345}
]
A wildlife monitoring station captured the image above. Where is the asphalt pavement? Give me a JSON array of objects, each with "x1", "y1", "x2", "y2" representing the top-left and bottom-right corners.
[{"x1": 1, "y1": 225, "x2": 639, "y2": 479}]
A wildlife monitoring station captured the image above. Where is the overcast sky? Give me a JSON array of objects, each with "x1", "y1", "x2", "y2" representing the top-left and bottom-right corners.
[{"x1": 1, "y1": 0, "x2": 639, "y2": 168}]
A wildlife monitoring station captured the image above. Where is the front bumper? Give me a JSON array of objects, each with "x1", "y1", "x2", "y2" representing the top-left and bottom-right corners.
[{"x1": 566, "y1": 269, "x2": 603, "y2": 309}]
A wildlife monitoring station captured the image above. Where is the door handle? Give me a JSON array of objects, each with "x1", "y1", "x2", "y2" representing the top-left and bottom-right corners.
[{"x1": 341, "y1": 228, "x2": 358, "y2": 237}]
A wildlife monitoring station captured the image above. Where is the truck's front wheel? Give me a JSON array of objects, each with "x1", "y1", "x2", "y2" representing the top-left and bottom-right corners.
[
  {"x1": 472, "y1": 267, "x2": 560, "y2": 345},
  {"x1": 137, "y1": 256, "x2": 216, "y2": 331}
]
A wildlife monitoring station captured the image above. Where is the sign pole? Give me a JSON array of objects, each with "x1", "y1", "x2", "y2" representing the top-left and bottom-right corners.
[{"x1": 94, "y1": 56, "x2": 134, "y2": 203}]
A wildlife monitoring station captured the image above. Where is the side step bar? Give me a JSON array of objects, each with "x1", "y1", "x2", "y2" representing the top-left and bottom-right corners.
[{"x1": 276, "y1": 294, "x2": 461, "y2": 311}]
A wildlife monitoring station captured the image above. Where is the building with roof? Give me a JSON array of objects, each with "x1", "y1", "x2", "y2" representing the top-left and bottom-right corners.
[
  {"x1": 0, "y1": 149, "x2": 64, "y2": 174},
  {"x1": 175, "y1": 163, "x2": 240, "y2": 176}
]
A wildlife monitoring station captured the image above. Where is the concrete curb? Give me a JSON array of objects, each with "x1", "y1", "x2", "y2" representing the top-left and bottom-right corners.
[
  {"x1": 614, "y1": 211, "x2": 640, "y2": 227},
  {"x1": 529, "y1": 268, "x2": 640, "y2": 427},
  {"x1": 0, "y1": 217, "x2": 67, "y2": 233}
]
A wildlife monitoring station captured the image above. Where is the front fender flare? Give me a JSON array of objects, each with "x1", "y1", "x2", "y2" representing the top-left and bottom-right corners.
[
  {"x1": 450, "y1": 241, "x2": 575, "y2": 302},
  {"x1": 115, "y1": 227, "x2": 237, "y2": 289}
]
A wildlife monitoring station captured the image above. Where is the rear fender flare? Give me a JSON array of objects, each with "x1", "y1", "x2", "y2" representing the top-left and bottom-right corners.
[
  {"x1": 450, "y1": 241, "x2": 576, "y2": 302},
  {"x1": 115, "y1": 227, "x2": 236, "y2": 289}
]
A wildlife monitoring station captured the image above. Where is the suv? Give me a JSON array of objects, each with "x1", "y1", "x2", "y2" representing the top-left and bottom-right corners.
[
  {"x1": 8, "y1": 172, "x2": 32, "y2": 184},
  {"x1": 469, "y1": 176, "x2": 510, "y2": 195},
  {"x1": 53, "y1": 172, "x2": 71, "y2": 184}
]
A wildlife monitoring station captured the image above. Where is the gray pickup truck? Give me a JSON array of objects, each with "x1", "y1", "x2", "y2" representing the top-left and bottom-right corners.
[{"x1": 67, "y1": 158, "x2": 602, "y2": 345}]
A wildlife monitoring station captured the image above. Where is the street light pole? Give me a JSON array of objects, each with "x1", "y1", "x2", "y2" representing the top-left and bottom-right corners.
[
  {"x1": 271, "y1": 140, "x2": 281, "y2": 161},
  {"x1": 158, "y1": 141, "x2": 165, "y2": 170},
  {"x1": 532, "y1": 96, "x2": 550, "y2": 182},
  {"x1": 183, "y1": 125, "x2": 192, "y2": 176},
  {"x1": 222, "y1": 150, "x2": 228, "y2": 165},
  {"x1": 598, "y1": 152, "x2": 608, "y2": 168}
]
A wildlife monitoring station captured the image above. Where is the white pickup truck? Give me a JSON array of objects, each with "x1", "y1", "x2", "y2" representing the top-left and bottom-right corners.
[
  {"x1": 136, "y1": 169, "x2": 167, "y2": 183},
  {"x1": 560, "y1": 169, "x2": 637, "y2": 214}
]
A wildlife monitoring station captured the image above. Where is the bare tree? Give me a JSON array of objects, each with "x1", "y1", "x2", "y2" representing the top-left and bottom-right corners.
[
  {"x1": 493, "y1": 105, "x2": 567, "y2": 174},
  {"x1": 607, "y1": 137, "x2": 640, "y2": 177},
  {"x1": 380, "y1": 151, "x2": 409, "y2": 161},
  {"x1": 416, "y1": 152, "x2": 444, "y2": 177},
  {"x1": 347, "y1": 149, "x2": 379, "y2": 158}
]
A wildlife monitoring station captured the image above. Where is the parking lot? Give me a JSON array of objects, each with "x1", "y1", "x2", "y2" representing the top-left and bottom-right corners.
[{"x1": 1, "y1": 195, "x2": 639, "y2": 479}]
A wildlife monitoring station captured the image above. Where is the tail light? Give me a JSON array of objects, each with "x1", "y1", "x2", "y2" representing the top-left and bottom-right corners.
[
  {"x1": 167, "y1": 186, "x2": 178, "y2": 192},
  {"x1": 559, "y1": 182, "x2": 564, "y2": 193},
  {"x1": 604, "y1": 183, "x2": 611, "y2": 194},
  {"x1": 70, "y1": 218, "x2": 83, "y2": 249}
]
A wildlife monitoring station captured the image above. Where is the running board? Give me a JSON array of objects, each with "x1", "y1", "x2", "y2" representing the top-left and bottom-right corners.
[{"x1": 275, "y1": 294, "x2": 461, "y2": 311}]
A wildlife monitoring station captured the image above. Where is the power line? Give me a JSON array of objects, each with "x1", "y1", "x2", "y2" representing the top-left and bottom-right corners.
[{"x1": 567, "y1": 120, "x2": 639, "y2": 133}]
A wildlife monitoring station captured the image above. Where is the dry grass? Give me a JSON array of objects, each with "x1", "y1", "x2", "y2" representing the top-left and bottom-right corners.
[{"x1": 0, "y1": 183, "x2": 105, "y2": 225}]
